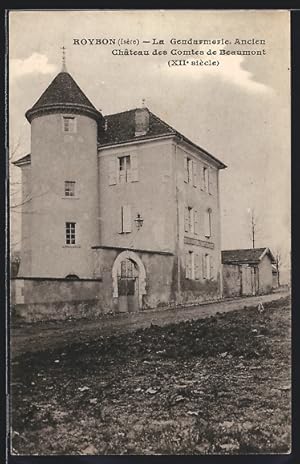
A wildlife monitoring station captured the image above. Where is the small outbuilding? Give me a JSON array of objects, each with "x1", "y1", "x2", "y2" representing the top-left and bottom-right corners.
[{"x1": 222, "y1": 247, "x2": 276, "y2": 298}]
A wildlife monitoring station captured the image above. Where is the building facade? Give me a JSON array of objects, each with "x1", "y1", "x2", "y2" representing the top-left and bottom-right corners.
[{"x1": 12, "y1": 68, "x2": 226, "y2": 317}]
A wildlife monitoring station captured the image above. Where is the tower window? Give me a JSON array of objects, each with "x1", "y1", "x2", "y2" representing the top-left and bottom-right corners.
[
  {"x1": 64, "y1": 181, "x2": 76, "y2": 197},
  {"x1": 65, "y1": 222, "x2": 76, "y2": 245},
  {"x1": 63, "y1": 116, "x2": 76, "y2": 133}
]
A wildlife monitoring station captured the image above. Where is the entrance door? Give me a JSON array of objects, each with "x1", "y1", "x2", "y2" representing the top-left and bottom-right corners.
[
  {"x1": 117, "y1": 258, "x2": 139, "y2": 313},
  {"x1": 241, "y1": 266, "x2": 255, "y2": 296}
]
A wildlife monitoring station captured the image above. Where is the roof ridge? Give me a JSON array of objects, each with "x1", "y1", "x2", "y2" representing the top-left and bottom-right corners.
[
  {"x1": 104, "y1": 108, "x2": 147, "y2": 118},
  {"x1": 222, "y1": 247, "x2": 267, "y2": 252}
]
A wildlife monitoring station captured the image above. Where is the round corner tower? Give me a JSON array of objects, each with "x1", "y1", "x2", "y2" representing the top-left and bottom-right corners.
[{"x1": 21, "y1": 69, "x2": 103, "y2": 278}]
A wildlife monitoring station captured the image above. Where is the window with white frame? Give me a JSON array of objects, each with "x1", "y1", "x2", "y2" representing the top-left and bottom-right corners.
[
  {"x1": 65, "y1": 222, "x2": 76, "y2": 245},
  {"x1": 64, "y1": 181, "x2": 76, "y2": 197},
  {"x1": 204, "y1": 208, "x2": 212, "y2": 238},
  {"x1": 120, "y1": 205, "x2": 132, "y2": 233},
  {"x1": 62, "y1": 116, "x2": 76, "y2": 133}
]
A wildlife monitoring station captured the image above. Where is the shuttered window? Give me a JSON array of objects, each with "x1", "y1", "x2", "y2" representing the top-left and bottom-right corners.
[
  {"x1": 185, "y1": 250, "x2": 195, "y2": 279},
  {"x1": 184, "y1": 156, "x2": 194, "y2": 184},
  {"x1": 184, "y1": 156, "x2": 188, "y2": 183},
  {"x1": 119, "y1": 156, "x2": 131, "y2": 183},
  {"x1": 184, "y1": 206, "x2": 190, "y2": 232},
  {"x1": 185, "y1": 206, "x2": 198, "y2": 235},
  {"x1": 192, "y1": 160, "x2": 198, "y2": 187},
  {"x1": 203, "y1": 253, "x2": 212, "y2": 280},
  {"x1": 194, "y1": 210, "x2": 200, "y2": 235},
  {"x1": 109, "y1": 154, "x2": 139, "y2": 185},
  {"x1": 195, "y1": 252, "x2": 201, "y2": 280}
]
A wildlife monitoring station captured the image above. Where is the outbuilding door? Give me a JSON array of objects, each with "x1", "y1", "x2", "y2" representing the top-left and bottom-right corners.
[
  {"x1": 241, "y1": 266, "x2": 256, "y2": 296},
  {"x1": 117, "y1": 258, "x2": 139, "y2": 313}
]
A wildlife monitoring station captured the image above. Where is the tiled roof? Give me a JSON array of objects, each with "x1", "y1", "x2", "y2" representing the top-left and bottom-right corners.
[
  {"x1": 26, "y1": 72, "x2": 101, "y2": 122},
  {"x1": 98, "y1": 109, "x2": 174, "y2": 146},
  {"x1": 222, "y1": 248, "x2": 275, "y2": 264},
  {"x1": 18, "y1": 69, "x2": 226, "y2": 169},
  {"x1": 98, "y1": 109, "x2": 226, "y2": 169}
]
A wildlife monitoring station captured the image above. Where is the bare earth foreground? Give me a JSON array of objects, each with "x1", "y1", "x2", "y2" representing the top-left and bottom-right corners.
[{"x1": 11, "y1": 295, "x2": 291, "y2": 455}]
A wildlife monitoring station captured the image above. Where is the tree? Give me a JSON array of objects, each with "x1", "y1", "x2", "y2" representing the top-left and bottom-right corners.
[
  {"x1": 247, "y1": 208, "x2": 260, "y2": 249},
  {"x1": 274, "y1": 249, "x2": 281, "y2": 287}
]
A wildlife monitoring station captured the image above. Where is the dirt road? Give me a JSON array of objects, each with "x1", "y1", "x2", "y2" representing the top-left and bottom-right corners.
[{"x1": 11, "y1": 290, "x2": 290, "y2": 358}]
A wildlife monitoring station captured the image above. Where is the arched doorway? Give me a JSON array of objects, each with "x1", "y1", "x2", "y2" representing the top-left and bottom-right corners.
[{"x1": 112, "y1": 250, "x2": 146, "y2": 312}]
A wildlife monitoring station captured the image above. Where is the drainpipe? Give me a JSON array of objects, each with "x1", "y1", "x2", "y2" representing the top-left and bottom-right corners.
[
  {"x1": 217, "y1": 169, "x2": 223, "y2": 298},
  {"x1": 174, "y1": 142, "x2": 181, "y2": 299}
]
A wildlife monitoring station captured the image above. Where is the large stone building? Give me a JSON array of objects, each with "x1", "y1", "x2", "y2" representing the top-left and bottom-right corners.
[{"x1": 12, "y1": 66, "x2": 226, "y2": 319}]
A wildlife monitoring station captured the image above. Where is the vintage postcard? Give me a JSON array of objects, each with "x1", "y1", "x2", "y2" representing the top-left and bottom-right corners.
[{"x1": 9, "y1": 9, "x2": 291, "y2": 455}]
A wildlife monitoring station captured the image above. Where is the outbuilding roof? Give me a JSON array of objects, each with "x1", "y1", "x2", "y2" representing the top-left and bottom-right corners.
[{"x1": 222, "y1": 248, "x2": 276, "y2": 264}]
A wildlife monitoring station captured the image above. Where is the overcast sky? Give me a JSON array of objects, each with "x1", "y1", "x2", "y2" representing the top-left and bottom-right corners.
[{"x1": 9, "y1": 10, "x2": 291, "y2": 271}]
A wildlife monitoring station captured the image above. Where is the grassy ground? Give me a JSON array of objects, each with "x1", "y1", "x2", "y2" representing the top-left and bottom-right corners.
[{"x1": 11, "y1": 296, "x2": 291, "y2": 455}]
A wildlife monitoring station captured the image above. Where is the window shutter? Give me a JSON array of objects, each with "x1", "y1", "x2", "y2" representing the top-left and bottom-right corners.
[
  {"x1": 193, "y1": 160, "x2": 197, "y2": 187},
  {"x1": 202, "y1": 254, "x2": 206, "y2": 279},
  {"x1": 120, "y1": 206, "x2": 124, "y2": 233},
  {"x1": 108, "y1": 158, "x2": 117, "y2": 185},
  {"x1": 194, "y1": 210, "x2": 200, "y2": 235},
  {"x1": 208, "y1": 167, "x2": 212, "y2": 194},
  {"x1": 184, "y1": 206, "x2": 189, "y2": 233},
  {"x1": 184, "y1": 156, "x2": 188, "y2": 183},
  {"x1": 204, "y1": 210, "x2": 211, "y2": 237},
  {"x1": 199, "y1": 164, "x2": 203, "y2": 190},
  {"x1": 210, "y1": 255, "x2": 214, "y2": 280},
  {"x1": 130, "y1": 153, "x2": 139, "y2": 182},
  {"x1": 123, "y1": 205, "x2": 132, "y2": 233},
  {"x1": 206, "y1": 254, "x2": 211, "y2": 279},
  {"x1": 185, "y1": 251, "x2": 189, "y2": 278},
  {"x1": 203, "y1": 167, "x2": 209, "y2": 192},
  {"x1": 195, "y1": 253, "x2": 201, "y2": 280},
  {"x1": 190, "y1": 208, "x2": 194, "y2": 234}
]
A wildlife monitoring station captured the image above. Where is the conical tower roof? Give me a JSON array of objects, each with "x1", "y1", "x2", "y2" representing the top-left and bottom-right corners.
[{"x1": 26, "y1": 71, "x2": 102, "y2": 123}]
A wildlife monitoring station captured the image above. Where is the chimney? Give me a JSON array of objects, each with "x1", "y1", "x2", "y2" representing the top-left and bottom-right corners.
[{"x1": 135, "y1": 107, "x2": 149, "y2": 137}]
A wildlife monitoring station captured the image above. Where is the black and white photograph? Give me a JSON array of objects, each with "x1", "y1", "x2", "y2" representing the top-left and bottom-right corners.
[{"x1": 9, "y1": 9, "x2": 291, "y2": 455}]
